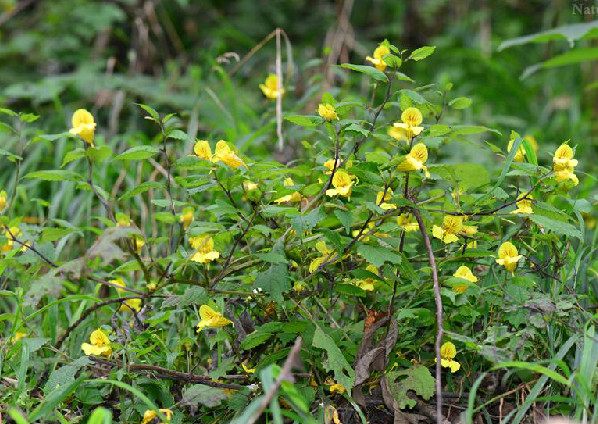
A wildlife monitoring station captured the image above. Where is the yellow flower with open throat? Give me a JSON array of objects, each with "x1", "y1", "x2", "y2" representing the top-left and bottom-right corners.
[
  {"x1": 366, "y1": 44, "x2": 391, "y2": 71},
  {"x1": 495, "y1": 241, "x2": 523, "y2": 273},
  {"x1": 213, "y1": 140, "x2": 246, "y2": 168},
  {"x1": 1, "y1": 226, "x2": 19, "y2": 253},
  {"x1": 309, "y1": 241, "x2": 335, "y2": 273},
  {"x1": 196, "y1": 305, "x2": 233, "y2": 332},
  {"x1": 397, "y1": 143, "x2": 430, "y2": 177},
  {"x1": 260, "y1": 74, "x2": 284, "y2": 99},
  {"x1": 318, "y1": 103, "x2": 339, "y2": 121},
  {"x1": 553, "y1": 144, "x2": 578, "y2": 185},
  {"x1": 511, "y1": 194, "x2": 533, "y2": 215},
  {"x1": 323, "y1": 158, "x2": 341, "y2": 174},
  {"x1": 326, "y1": 170, "x2": 355, "y2": 199},
  {"x1": 141, "y1": 409, "x2": 173, "y2": 424},
  {"x1": 189, "y1": 234, "x2": 220, "y2": 264},
  {"x1": 376, "y1": 188, "x2": 396, "y2": 210},
  {"x1": 194, "y1": 140, "x2": 212, "y2": 161},
  {"x1": 69, "y1": 109, "x2": 97, "y2": 146},
  {"x1": 397, "y1": 213, "x2": 419, "y2": 233},
  {"x1": 353, "y1": 265, "x2": 378, "y2": 292},
  {"x1": 452, "y1": 265, "x2": 477, "y2": 293},
  {"x1": 391, "y1": 107, "x2": 424, "y2": 141},
  {"x1": 81, "y1": 329, "x2": 112, "y2": 357},
  {"x1": 432, "y1": 216, "x2": 463, "y2": 244},
  {"x1": 435, "y1": 342, "x2": 460, "y2": 373}
]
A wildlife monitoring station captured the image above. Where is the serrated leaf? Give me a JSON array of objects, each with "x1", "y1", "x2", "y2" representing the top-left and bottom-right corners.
[
  {"x1": 340, "y1": 64, "x2": 388, "y2": 82},
  {"x1": 113, "y1": 146, "x2": 160, "y2": 160},
  {"x1": 241, "y1": 331, "x2": 274, "y2": 350},
  {"x1": 44, "y1": 357, "x2": 91, "y2": 395},
  {"x1": 408, "y1": 46, "x2": 436, "y2": 61},
  {"x1": 167, "y1": 129, "x2": 188, "y2": 141},
  {"x1": 255, "y1": 263, "x2": 289, "y2": 303},
  {"x1": 312, "y1": 327, "x2": 355, "y2": 391},
  {"x1": 291, "y1": 207, "x2": 324, "y2": 234},
  {"x1": 386, "y1": 365, "x2": 435, "y2": 409},
  {"x1": 357, "y1": 245, "x2": 402, "y2": 267},
  {"x1": 449, "y1": 97, "x2": 472, "y2": 109},
  {"x1": 119, "y1": 182, "x2": 162, "y2": 201},
  {"x1": 529, "y1": 214, "x2": 582, "y2": 240},
  {"x1": 162, "y1": 287, "x2": 207, "y2": 308},
  {"x1": 284, "y1": 115, "x2": 323, "y2": 128},
  {"x1": 61, "y1": 148, "x2": 86, "y2": 167},
  {"x1": 181, "y1": 385, "x2": 227, "y2": 408}
]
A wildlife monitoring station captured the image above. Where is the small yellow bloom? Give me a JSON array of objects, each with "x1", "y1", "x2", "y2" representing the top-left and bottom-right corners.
[
  {"x1": 511, "y1": 195, "x2": 533, "y2": 215},
  {"x1": 81, "y1": 329, "x2": 112, "y2": 357},
  {"x1": 329, "y1": 383, "x2": 346, "y2": 394},
  {"x1": 133, "y1": 235, "x2": 145, "y2": 255},
  {"x1": 180, "y1": 207, "x2": 194, "y2": 229},
  {"x1": 189, "y1": 234, "x2": 220, "y2": 263},
  {"x1": 1, "y1": 226, "x2": 20, "y2": 253},
  {"x1": 452, "y1": 265, "x2": 477, "y2": 293},
  {"x1": 495, "y1": 241, "x2": 523, "y2": 273},
  {"x1": 213, "y1": 140, "x2": 246, "y2": 168},
  {"x1": 117, "y1": 214, "x2": 132, "y2": 227},
  {"x1": 243, "y1": 181, "x2": 258, "y2": 191},
  {"x1": 196, "y1": 305, "x2": 233, "y2": 332},
  {"x1": 436, "y1": 341, "x2": 460, "y2": 373},
  {"x1": 507, "y1": 137, "x2": 526, "y2": 162},
  {"x1": 397, "y1": 143, "x2": 430, "y2": 177},
  {"x1": 391, "y1": 107, "x2": 424, "y2": 141},
  {"x1": 110, "y1": 278, "x2": 126, "y2": 294},
  {"x1": 69, "y1": 109, "x2": 97, "y2": 147},
  {"x1": 432, "y1": 216, "x2": 463, "y2": 244},
  {"x1": 241, "y1": 362, "x2": 255, "y2": 374},
  {"x1": 194, "y1": 140, "x2": 212, "y2": 161},
  {"x1": 553, "y1": 144, "x2": 579, "y2": 185},
  {"x1": 318, "y1": 103, "x2": 339, "y2": 121},
  {"x1": 325, "y1": 406, "x2": 343, "y2": 424},
  {"x1": 260, "y1": 74, "x2": 284, "y2": 99},
  {"x1": 397, "y1": 213, "x2": 419, "y2": 233},
  {"x1": 283, "y1": 177, "x2": 295, "y2": 187},
  {"x1": 366, "y1": 44, "x2": 391, "y2": 71},
  {"x1": 323, "y1": 158, "x2": 341, "y2": 174},
  {"x1": 11, "y1": 332, "x2": 27, "y2": 343},
  {"x1": 353, "y1": 265, "x2": 378, "y2": 292},
  {"x1": 352, "y1": 222, "x2": 388, "y2": 241},
  {"x1": 120, "y1": 298, "x2": 142, "y2": 313},
  {"x1": 0, "y1": 190, "x2": 7, "y2": 212},
  {"x1": 294, "y1": 282, "x2": 306, "y2": 293},
  {"x1": 376, "y1": 188, "x2": 396, "y2": 210},
  {"x1": 274, "y1": 192, "x2": 302, "y2": 204},
  {"x1": 309, "y1": 241, "x2": 335, "y2": 273},
  {"x1": 325, "y1": 170, "x2": 355, "y2": 199},
  {"x1": 141, "y1": 409, "x2": 173, "y2": 424}
]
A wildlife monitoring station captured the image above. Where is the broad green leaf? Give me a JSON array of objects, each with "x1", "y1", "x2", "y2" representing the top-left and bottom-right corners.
[
  {"x1": 241, "y1": 331, "x2": 275, "y2": 350},
  {"x1": 284, "y1": 115, "x2": 323, "y2": 128},
  {"x1": 529, "y1": 214, "x2": 583, "y2": 240},
  {"x1": 255, "y1": 263, "x2": 290, "y2": 303},
  {"x1": 136, "y1": 103, "x2": 159, "y2": 120},
  {"x1": 181, "y1": 385, "x2": 227, "y2": 408},
  {"x1": 119, "y1": 181, "x2": 162, "y2": 201},
  {"x1": 113, "y1": 145, "x2": 160, "y2": 160},
  {"x1": 499, "y1": 21, "x2": 598, "y2": 50},
  {"x1": 357, "y1": 245, "x2": 402, "y2": 267},
  {"x1": 25, "y1": 170, "x2": 84, "y2": 182},
  {"x1": 449, "y1": 97, "x2": 472, "y2": 109},
  {"x1": 339, "y1": 63, "x2": 388, "y2": 82},
  {"x1": 312, "y1": 327, "x2": 355, "y2": 391},
  {"x1": 61, "y1": 148, "x2": 86, "y2": 167},
  {"x1": 408, "y1": 46, "x2": 436, "y2": 61},
  {"x1": 386, "y1": 365, "x2": 435, "y2": 409},
  {"x1": 430, "y1": 163, "x2": 490, "y2": 189},
  {"x1": 168, "y1": 129, "x2": 189, "y2": 141}
]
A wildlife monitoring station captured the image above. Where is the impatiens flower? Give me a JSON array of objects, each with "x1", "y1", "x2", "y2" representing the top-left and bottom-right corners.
[
  {"x1": 353, "y1": 265, "x2": 379, "y2": 292},
  {"x1": 1, "y1": 226, "x2": 20, "y2": 253},
  {"x1": 133, "y1": 235, "x2": 145, "y2": 255},
  {"x1": 120, "y1": 298, "x2": 142, "y2": 313},
  {"x1": 391, "y1": 107, "x2": 424, "y2": 141},
  {"x1": 318, "y1": 103, "x2": 339, "y2": 121},
  {"x1": 511, "y1": 194, "x2": 533, "y2": 215},
  {"x1": 459, "y1": 223, "x2": 478, "y2": 237},
  {"x1": 507, "y1": 137, "x2": 526, "y2": 162},
  {"x1": 141, "y1": 409, "x2": 173, "y2": 424},
  {"x1": 194, "y1": 140, "x2": 212, "y2": 161},
  {"x1": 352, "y1": 221, "x2": 388, "y2": 241},
  {"x1": 432, "y1": 216, "x2": 463, "y2": 244},
  {"x1": 495, "y1": 241, "x2": 523, "y2": 273},
  {"x1": 397, "y1": 213, "x2": 419, "y2": 232},
  {"x1": 274, "y1": 191, "x2": 302, "y2": 204},
  {"x1": 69, "y1": 109, "x2": 97, "y2": 147},
  {"x1": 241, "y1": 362, "x2": 256, "y2": 374},
  {"x1": 180, "y1": 207, "x2": 194, "y2": 229},
  {"x1": 243, "y1": 181, "x2": 258, "y2": 191},
  {"x1": 326, "y1": 170, "x2": 355, "y2": 199},
  {"x1": 435, "y1": 341, "x2": 461, "y2": 373},
  {"x1": 260, "y1": 74, "x2": 284, "y2": 99},
  {"x1": 0, "y1": 190, "x2": 7, "y2": 212},
  {"x1": 196, "y1": 305, "x2": 233, "y2": 332},
  {"x1": 309, "y1": 241, "x2": 335, "y2": 273},
  {"x1": 376, "y1": 188, "x2": 396, "y2": 210},
  {"x1": 397, "y1": 143, "x2": 430, "y2": 177},
  {"x1": 323, "y1": 158, "x2": 341, "y2": 174},
  {"x1": 452, "y1": 265, "x2": 478, "y2": 293},
  {"x1": 110, "y1": 277, "x2": 126, "y2": 294},
  {"x1": 283, "y1": 177, "x2": 295, "y2": 187},
  {"x1": 189, "y1": 234, "x2": 220, "y2": 263},
  {"x1": 553, "y1": 144, "x2": 579, "y2": 185},
  {"x1": 11, "y1": 332, "x2": 27, "y2": 343},
  {"x1": 81, "y1": 329, "x2": 112, "y2": 357},
  {"x1": 366, "y1": 44, "x2": 391, "y2": 71},
  {"x1": 329, "y1": 383, "x2": 346, "y2": 394},
  {"x1": 213, "y1": 140, "x2": 246, "y2": 168}
]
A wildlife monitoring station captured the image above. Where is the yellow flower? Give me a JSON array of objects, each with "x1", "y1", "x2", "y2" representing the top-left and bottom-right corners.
[
  {"x1": 318, "y1": 103, "x2": 339, "y2": 121},
  {"x1": 323, "y1": 158, "x2": 341, "y2": 174},
  {"x1": 81, "y1": 329, "x2": 112, "y2": 357},
  {"x1": 0, "y1": 190, "x2": 7, "y2": 212},
  {"x1": 274, "y1": 191, "x2": 302, "y2": 204},
  {"x1": 194, "y1": 140, "x2": 212, "y2": 161},
  {"x1": 243, "y1": 181, "x2": 258, "y2": 191},
  {"x1": 495, "y1": 241, "x2": 523, "y2": 273},
  {"x1": 553, "y1": 144, "x2": 579, "y2": 185},
  {"x1": 213, "y1": 140, "x2": 246, "y2": 168},
  {"x1": 133, "y1": 235, "x2": 145, "y2": 255},
  {"x1": 110, "y1": 278, "x2": 126, "y2": 294},
  {"x1": 511, "y1": 195, "x2": 533, "y2": 215},
  {"x1": 117, "y1": 214, "x2": 132, "y2": 227},
  {"x1": 435, "y1": 341, "x2": 461, "y2": 373},
  {"x1": 120, "y1": 298, "x2": 142, "y2": 313},
  {"x1": 11, "y1": 332, "x2": 27, "y2": 343},
  {"x1": 196, "y1": 305, "x2": 233, "y2": 332},
  {"x1": 260, "y1": 74, "x2": 284, "y2": 99},
  {"x1": 452, "y1": 265, "x2": 477, "y2": 293},
  {"x1": 507, "y1": 137, "x2": 526, "y2": 162},
  {"x1": 376, "y1": 188, "x2": 396, "y2": 210},
  {"x1": 180, "y1": 207, "x2": 194, "y2": 229},
  {"x1": 325, "y1": 406, "x2": 343, "y2": 424},
  {"x1": 329, "y1": 383, "x2": 346, "y2": 394},
  {"x1": 294, "y1": 282, "x2": 306, "y2": 293},
  {"x1": 353, "y1": 265, "x2": 378, "y2": 292},
  {"x1": 397, "y1": 213, "x2": 419, "y2": 233},
  {"x1": 366, "y1": 44, "x2": 391, "y2": 71},
  {"x1": 325, "y1": 170, "x2": 355, "y2": 199},
  {"x1": 241, "y1": 362, "x2": 255, "y2": 374},
  {"x1": 189, "y1": 234, "x2": 220, "y2": 263},
  {"x1": 283, "y1": 177, "x2": 295, "y2": 187},
  {"x1": 352, "y1": 222, "x2": 388, "y2": 241},
  {"x1": 432, "y1": 216, "x2": 463, "y2": 244},
  {"x1": 69, "y1": 109, "x2": 97, "y2": 147},
  {"x1": 391, "y1": 107, "x2": 424, "y2": 141},
  {"x1": 397, "y1": 143, "x2": 430, "y2": 177},
  {"x1": 309, "y1": 241, "x2": 335, "y2": 273},
  {"x1": 1, "y1": 226, "x2": 20, "y2": 253},
  {"x1": 141, "y1": 409, "x2": 173, "y2": 424}
]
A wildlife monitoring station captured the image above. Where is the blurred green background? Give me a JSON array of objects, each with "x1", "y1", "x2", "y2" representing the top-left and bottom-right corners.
[{"x1": 0, "y1": 0, "x2": 596, "y2": 224}]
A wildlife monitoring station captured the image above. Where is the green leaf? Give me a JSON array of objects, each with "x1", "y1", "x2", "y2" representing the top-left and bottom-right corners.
[
  {"x1": 61, "y1": 148, "x2": 86, "y2": 167},
  {"x1": 181, "y1": 385, "x2": 227, "y2": 408},
  {"x1": 113, "y1": 146, "x2": 160, "y2": 160},
  {"x1": 430, "y1": 163, "x2": 490, "y2": 189},
  {"x1": 452, "y1": 125, "x2": 501, "y2": 136},
  {"x1": 493, "y1": 362, "x2": 570, "y2": 386},
  {"x1": 86, "y1": 407, "x2": 112, "y2": 424},
  {"x1": 386, "y1": 365, "x2": 435, "y2": 409},
  {"x1": 119, "y1": 181, "x2": 162, "y2": 201},
  {"x1": 334, "y1": 210, "x2": 353, "y2": 235},
  {"x1": 86, "y1": 145, "x2": 112, "y2": 162},
  {"x1": 25, "y1": 170, "x2": 84, "y2": 182},
  {"x1": 44, "y1": 357, "x2": 91, "y2": 395},
  {"x1": 449, "y1": 97, "x2": 472, "y2": 109},
  {"x1": 255, "y1": 263, "x2": 290, "y2": 303},
  {"x1": 162, "y1": 287, "x2": 207, "y2": 308},
  {"x1": 168, "y1": 129, "x2": 189, "y2": 141},
  {"x1": 41, "y1": 227, "x2": 79, "y2": 243},
  {"x1": 529, "y1": 214, "x2": 583, "y2": 240},
  {"x1": 357, "y1": 245, "x2": 402, "y2": 267},
  {"x1": 30, "y1": 375, "x2": 86, "y2": 421},
  {"x1": 291, "y1": 207, "x2": 324, "y2": 234},
  {"x1": 136, "y1": 103, "x2": 159, "y2": 121},
  {"x1": 383, "y1": 54, "x2": 402, "y2": 68},
  {"x1": 499, "y1": 21, "x2": 598, "y2": 50},
  {"x1": 284, "y1": 115, "x2": 324, "y2": 128},
  {"x1": 312, "y1": 327, "x2": 355, "y2": 391},
  {"x1": 408, "y1": 46, "x2": 436, "y2": 61},
  {"x1": 339, "y1": 64, "x2": 388, "y2": 82},
  {"x1": 241, "y1": 331, "x2": 275, "y2": 350}
]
